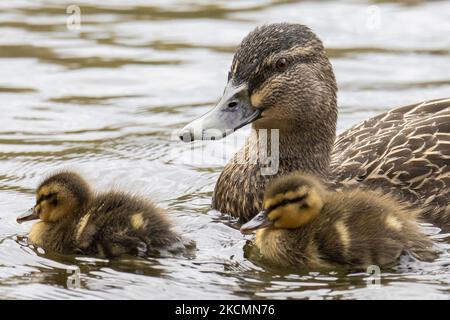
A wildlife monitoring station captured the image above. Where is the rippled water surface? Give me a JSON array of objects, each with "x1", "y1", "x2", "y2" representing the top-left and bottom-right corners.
[{"x1": 1, "y1": 0, "x2": 450, "y2": 299}]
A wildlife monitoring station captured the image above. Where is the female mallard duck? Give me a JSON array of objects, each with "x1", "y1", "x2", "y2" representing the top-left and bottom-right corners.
[
  {"x1": 179, "y1": 23, "x2": 450, "y2": 228},
  {"x1": 17, "y1": 171, "x2": 183, "y2": 257},
  {"x1": 240, "y1": 172, "x2": 436, "y2": 269}
]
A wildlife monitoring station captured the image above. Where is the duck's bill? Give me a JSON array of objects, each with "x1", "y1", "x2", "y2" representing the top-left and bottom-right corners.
[
  {"x1": 240, "y1": 210, "x2": 272, "y2": 234},
  {"x1": 179, "y1": 82, "x2": 261, "y2": 142},
  {"x1": 16, "y1": 208, "x2": 38, "y2": 224}
]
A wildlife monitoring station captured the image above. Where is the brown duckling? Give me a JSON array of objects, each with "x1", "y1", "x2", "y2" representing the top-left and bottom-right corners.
[
  {"x1": 240, "y1": 172, "x2": 436, "y2": 270},
  {"x1": 17, "y1": 171, "x2": 182, "y2": 257}
]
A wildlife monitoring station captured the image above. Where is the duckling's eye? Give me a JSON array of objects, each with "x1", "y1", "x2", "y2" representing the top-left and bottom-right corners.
[
  {"x1": 275, "y1": 57, "x2": 288, "y2": 72},
  {"x1": 37, "y1": 193, "x2": 57, "y2": 204},
  {"x1": 50, "y1": 197, "x2": 58, "y2": 206}
]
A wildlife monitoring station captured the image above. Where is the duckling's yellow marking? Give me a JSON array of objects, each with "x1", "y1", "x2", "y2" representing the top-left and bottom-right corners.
[
  {"x1": 304, "y1": 189, "x2": 324, "y2": 213},
  {"x1": 264, "y1": 186, "x2": 308, "y2": 209},
  {"x1": 266, "y1": 187, "x2": 322, "y2": 229},
  {"x1": 270, "y1": 204, "x2": 311, "y2": 228},
  {"x1": 76, "y1": 213, "x2": 91, "y2": 240},
  {"x1": 385, "y1": 215, "x2": 403, "y2": 231},
  {"x1": 29, "y1": 222, "x2": 49, "y2": 247},
  {"x1": 130, "y1": 213, "x2": 146, "y2": 230},
  {"x1": 37, "y1": 186, "x2": 50, "y2": 198},
  {"x1": 335, "y1": 221, "x2": 350, "y2": 250}
]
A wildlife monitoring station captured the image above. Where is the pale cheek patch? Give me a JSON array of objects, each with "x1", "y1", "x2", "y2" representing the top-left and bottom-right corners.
[
  {"x1": 250, "y1": 90, "x2": 265, "y2": 108},
  {"x1": 271, "y1": 203, "x2": 316, "y2": 229},
  {"x1": 385, "y1": 215, "x2": 403, "y2": 231},
  {"x1": 76, "y1": 213, "x2": 91, "y2": 240},
  {"x1": 130, "y1": 213, "x2": 146, "y2": 230},
  {"x1": 250, "y1": 81, "x2": 279, "y2": 108},
  {"x1": 29, "y1": 222, "x2": 48, "y2": 247},
  {"x1": 335, "y1": 221, "x2": 350, "y2": 250}
]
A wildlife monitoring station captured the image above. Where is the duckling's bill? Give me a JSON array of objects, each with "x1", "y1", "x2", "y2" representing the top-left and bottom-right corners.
[
  {"x1": 17, "y1": 207, "x2": 39, "y2": 224},
  {"x1": 179, "y1": 82, "x2": 261, "y2": 141},
  {"x1": 240, "y1": 210, "x2": 272, "y2": 234}
]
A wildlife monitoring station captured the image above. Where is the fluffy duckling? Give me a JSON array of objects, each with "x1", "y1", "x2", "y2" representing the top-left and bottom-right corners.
[
  {"x1": 17, "y1": 171, "x2": 182, "y2": 257},
  {"x1": 241, "y1": 173, "x2": 436, "y2": 270}
]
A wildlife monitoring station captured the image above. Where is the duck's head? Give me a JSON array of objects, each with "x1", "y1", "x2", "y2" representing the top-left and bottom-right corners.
[
  {"x1": 240, "y1": 173, "x2": 326, "y2": 234},
  {"x1": 180, "y1": 23, "x2": 337, "y2": 141},
  {"x1": 17, "y1": 171, "x2": 91, "y2": 224}
]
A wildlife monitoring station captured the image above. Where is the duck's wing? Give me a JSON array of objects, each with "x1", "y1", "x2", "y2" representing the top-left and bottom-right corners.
[
  {"x1": 73, "y1": 194, "x2": 125, "y2": 252},
  {"x1": 330, "y1": 98, "x2": 450, "y2": 227}
]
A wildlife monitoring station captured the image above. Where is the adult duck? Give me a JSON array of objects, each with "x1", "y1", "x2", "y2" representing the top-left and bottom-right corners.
[{"x1": 179, "y1": 23, "x2": 450, "y2": 228}]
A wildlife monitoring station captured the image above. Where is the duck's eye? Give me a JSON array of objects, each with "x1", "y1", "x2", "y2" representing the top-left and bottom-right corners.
[
  {"x1": 275, "y1": 58, "x2": 288, "y2": 71},
  {"x1": 37, "y1": 192, "x2": 56, "y2": 204}
]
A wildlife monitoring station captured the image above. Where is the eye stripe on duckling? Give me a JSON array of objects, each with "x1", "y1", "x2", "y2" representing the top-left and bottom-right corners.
[
  {"x1": 37, "y1": 193, "x2": 56, "y2": 204},
  {"x1": 266, "y1": 195, "x2": 308, "y2": 214},
  {"x1": 264, "y1": 187, "x2": 308, "y2": 212}
]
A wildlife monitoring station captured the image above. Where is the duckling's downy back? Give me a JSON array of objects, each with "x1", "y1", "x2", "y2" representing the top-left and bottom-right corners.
[
  {"x1": 75, "y1": 191, "x2": 182, "y2": 257},
  {"x1": 314, "y1": 189, "x2": 436, "y2": 267}
]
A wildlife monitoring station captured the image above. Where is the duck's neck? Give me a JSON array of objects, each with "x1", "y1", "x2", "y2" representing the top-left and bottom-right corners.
[{"x1": 249, "y1": 119, "x2": 336, "y2": 178}]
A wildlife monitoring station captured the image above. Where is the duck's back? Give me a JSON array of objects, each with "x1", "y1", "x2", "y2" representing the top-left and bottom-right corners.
[
  {"x1": 312, "y1": 189, "x2": 435, "y2": 267},
  {"x1": 75, "y1": 192, "x2": 179, "y2": 257},
  {"x1": 331, "y1": 98, "x2": 450, "y2": 228}
]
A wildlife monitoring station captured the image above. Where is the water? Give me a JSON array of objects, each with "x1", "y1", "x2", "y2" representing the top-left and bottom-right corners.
[{"x1": 0, "y1": 0, "x2": 450, "y2": 299}]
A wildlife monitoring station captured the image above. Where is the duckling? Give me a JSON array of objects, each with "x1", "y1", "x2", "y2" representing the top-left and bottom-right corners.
[
  {"x1": 240, "y1": 172, "x2": 436, "y2": 270},
  {"x1": 17, "y1": 171, "x2": 182, "y2": 257},
  {"x1": 179, "y1": 23, "x2": 450, "y2": 229}
]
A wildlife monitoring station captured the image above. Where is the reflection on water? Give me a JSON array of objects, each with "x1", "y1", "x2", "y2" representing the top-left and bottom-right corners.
[{"x1": 0, "y1": 0, "x2": 449, "y2": 299}]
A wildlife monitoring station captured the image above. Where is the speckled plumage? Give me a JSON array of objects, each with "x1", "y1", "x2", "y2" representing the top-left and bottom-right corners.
[
  {"x1": 331, "y1": 98, "x2": 450, "y2": 229},
  {"x1": 211, "y1": 23, "x2": 450, "y2": 229}
]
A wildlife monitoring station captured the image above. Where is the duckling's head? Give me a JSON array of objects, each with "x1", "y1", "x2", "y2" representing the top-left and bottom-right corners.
[
  {"x1": 17, "y1": 171, "x2": 91, "y2": 224},
  {"x1": 180, "y1": 23, "x2": 337, "y2": 141},
  {"x1": 240, "y1": 173, "x2": 326, "y2": 234}
]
